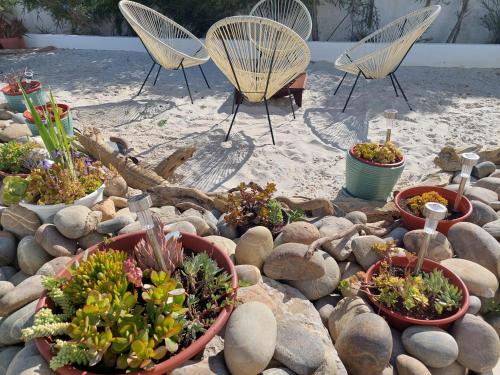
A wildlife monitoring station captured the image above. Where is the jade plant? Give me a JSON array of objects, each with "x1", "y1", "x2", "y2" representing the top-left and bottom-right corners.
[
  {"x1": 22, "y1": 221, "x2": 235, "y2": 372},
  {"x1": 404, "y1": 191, "x2": 449, "y2": 218},
  {"x1": 352, "y1": 141, "x2": 403, "y2": 164}
]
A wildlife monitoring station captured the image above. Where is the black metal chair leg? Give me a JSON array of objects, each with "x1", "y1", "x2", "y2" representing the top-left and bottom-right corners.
[
  {"x1": 392, "y1": 73, "x2": 412, "y2": 111},
  {"x1": 287, "y1": 86, "x2": 296, "y2": 119},
  {"x1": 198, "y1": 65, "x2": 211, "y2": 89},
  {"x1": 334, "y1": 72, "x2": 348, "y2": 95},
  {"x1": 389, "y1": 74, "x2": 399, "y2": 97},
  {"x1": 342, "y1": 70, "x2": 361, "y2": 113},
  {"x1": 153, "y1": 65, "x2": 162, "y2": 86},
  {"x1": 226, "y1": 101, "x2": 240, "y2": 141},
  {"x1": 264, "y1": 97, "x2": 276, "y2": 145},
  {"x1": 180, "y1": 63, "x2": 193, "y2": 104},
  {"x1": 136, "y1": 61, "x2": 156, "y2": 97}
]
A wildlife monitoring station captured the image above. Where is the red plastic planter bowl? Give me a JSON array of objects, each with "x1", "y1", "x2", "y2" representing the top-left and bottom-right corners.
[
  {"x1": 395, "y1": 186, "x2": 472, "y2": 235},
  {"x1": 35, "y1": 231, "x2": 238, "y2": 375},
  {"x1": 23, "y1": 103, "x2": 70, "y2": 123},
  {"x1": 364, "y1": 256, "x2": 469, "y2": 331},
  {"x1": 1, "y1": 80, "x2": 41, "y2": 96}
]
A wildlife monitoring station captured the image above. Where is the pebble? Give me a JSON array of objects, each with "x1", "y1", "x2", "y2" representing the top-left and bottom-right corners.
[
  {"x1": 467, "y1": 295, "x2": 482, "y2": 315},
  {"x1": 351, "y1": 235, "x2": 386, "y2": 270},
  {"x1": 90, "y1": 199, "x2": 116, "y2": 220},
  {"x1": 151, "y1": 205, "x2": 179, "y2": 223},
  {"x1": 5, "y1": 341, "x2": 54, "y2": 375},
  {"x1": 262, "y1": 368, "x2": 296, "y2": 375},
  {"x1": 390, "y1": 327, "x2": 406, "y2": 366},
  {"x1": 483, "y1": 219, "x2": 500, "y2": 240},
  {"x1": 451, "y1": 313, "x2": 500, "y2": 372},
  {"x1": 217, "y1": 215, "x2": 238, "y2": 239},
  {"x1": 383, "y1": 227, "x2": 409, "y2": 246},
  {"x1": 441, "y1": 258, "x2": 498, "y2": 298},
  {"x1": 0, "y1": 266, "x2": 16, "y2": 282},
  {"x1": 345, "y1": 211, "x2": 367, "y2": 224},
  {"x1": 170, "y1": 353, "x2": 229, "y2": 375},
  {"x1": 54, "y1": 205, "x2": 100, "y2": 239},
  {"x1": 402, "y1": 326, "x2": 458, "y2": 368},
  {"x1": 448, "y1": 222, "x2": 500, "y2": 276},
  {"x1": 204, "y1": 235, "x2": 236, "y2": 258},
  {"x1": 115, "y1": 207, "x2": 137, "y2": 221},
  {"x1": 108, "y1": 196, "x2": 128, "y2": 209},
  {"x1": 403, "y1": 230, "x2": 453, "y2": 262},
  {"x1": 235, "y1": 226, "x2": 274, "y2": 269},
  {"x1": 104, "y1": 175, "x2": 128, "y2": 197},
  {"x1": 0, "y1": 231, "x2": 17, "y2": 266},
  {"x1": 485, "y1": 312, "x2": 500, "y2": 337},
  {"x1": 0, "y1": 281, "x2": 14, "y2": 298},
  {"x1": 36, "y1": 256, "x2": 71, "y2": 276},
  {"x1": 318, "y1": 217, "x2": 355, "y2": 260},
  {"x1": 287, "y1": 250, "x2": 340, "y2": 300},
  {"x1": 78, "y1": 231, "x2": 106, "y2": 249},
  {"x1": 314, "y1": 294, "x2": 343, "y2": 326},
  {"x1": 465, "y1": 186, "x2": 498, "y2": 205},
  {"x1": 281, "y1": 221, "x2": 320, "y2": 245},
  {"x1": 96, "y1": 215, "x2": 134, "y2": 234},
  {"x1": 224, "y1": 302, "x2": 277, "y2": 375},
  {"x1": 263, "y1": 242, "x2": 325, "y2": 280},
  {"x1": 164, "y1": 221, "x2": 197, "y2": 235},
  {"x1": 328, "y1": 296, "x2": 373, "y2": 342},
  {"x1": 428, "y1": 361, "x2": 466, "y2": 375},
  {"x1": 472, "y1": 161, "x2": 496, "y2": 178},
  {"x1": 336, "y1": 313, "x2": 392, "y2": 375},
  {"x1": 163, "y1": 216, "x2": 212, "y2": 236},
  {"x1": 118, "y1": 221, "x2": 142, "y2": 234},
  {"x1": 396, "y1": 354, "x2": 431, "y2": 375},
  {"x1": 467, "y1": 200, "x2": 498, "y2": 226},
  {"x1": 0, "y1": 346, "x2": 23, "y2": 375},
  {"x1": 338, "y1": 261, "x2": 364, "y2": 280},
  {"x1": 0, "y1": 300, "x2": 37, "y2": 345},
  {"x1": 0, "y1": 206, "x2": 41, "y2": 239},
  {"x1": 8, "y1": 271, "x2": 28, "y2": 286},
  {"x1": 17, "y1": 236, "x2": 52, "y2": 275},
  {"x1": 34, "y1": 224, "x2": 77, "y2": 257},
  {"x1": 0, "y1": 275, "x2": 44, "y2": 317},
  {"x1": 236, "y1": 264, "x2": 261, "y2": 285},
  {"x1": 475, "y1": 177, "x2": 500, "y2": 195}
]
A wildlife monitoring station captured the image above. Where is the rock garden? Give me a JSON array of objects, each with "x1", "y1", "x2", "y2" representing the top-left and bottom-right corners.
[{"x1": 0, "y1": 73, "x2": 500, "y2": 375}]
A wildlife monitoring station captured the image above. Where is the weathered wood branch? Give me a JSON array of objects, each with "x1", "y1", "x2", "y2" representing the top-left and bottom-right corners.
[{"x1": 154, "y1": 146, "x2": 195, "y2": 179}]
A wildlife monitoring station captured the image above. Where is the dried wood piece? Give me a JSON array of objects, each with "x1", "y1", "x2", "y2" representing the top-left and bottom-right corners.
[{"x1": 154, "y1": 146, "x2": 195, "y2": 179}]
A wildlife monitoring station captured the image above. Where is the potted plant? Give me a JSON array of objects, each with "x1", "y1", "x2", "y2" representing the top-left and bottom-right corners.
[
  {"x1": 1, "y1": 69, "x2": 46, "y2": 112},
  {"x1": 224, "y1": 182, "x2": 292, "y2": 237},
  {"x1": 0, "y1": 16, "x2": 27, "y2": 49},
  {"x1": 24, "y1": 102, "x2": 74, "y2": 136},
  {"x1": 345, "y1": 141, "x2": 405, "y2": 201},
  {"x1": 395, "y1": 186, "x2": 472, "y2": 235},
  {"x1": 0, "y1": 140, "x2": 41, "y2": 178},
  {"x1": 1, "y1": 91, "x2": 105, "y2": 219},
  {"x1": 21, "y1": 214, "x2": 237, "y2": 374}
]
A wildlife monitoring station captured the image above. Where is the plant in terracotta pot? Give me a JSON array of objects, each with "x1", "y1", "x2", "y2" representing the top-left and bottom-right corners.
[
  {"x1": 224, "y1": 181, "x2": 291, "y2": 237},
  {"x1": 24, "y1": 102, "x2": 74, "y2": 136},
  {"x1": 21, "y1": 199, "x2": 237, "y2": 374},
  {"x1": 1, "y1": 69, "x2": 46, "y2": 112},
  {"x1": 0, "y1": 15, "x2": 27, "y2": 49},
  {"x1": 0, "y1": 140, "x2": 41, "y2": 178}
]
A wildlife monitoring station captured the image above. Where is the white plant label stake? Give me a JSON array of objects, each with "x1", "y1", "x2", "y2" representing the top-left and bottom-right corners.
[
  {"x1": 384, "y1": 109, "x2": 398, "y2": 143},
  {"x1": 454, "y1": 152, "x2": 479, "y2": 211}
]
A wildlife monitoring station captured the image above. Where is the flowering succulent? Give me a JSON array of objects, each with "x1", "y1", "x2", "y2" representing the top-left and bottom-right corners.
[
  {"x1": 123, "y1": 258, "x2": 142, "y2": 288},
  {"x1": 405, "y1": 191, "x2": 448, "y2": 218},
  {"x1": 353, "y1": 141, "x2": 403, "y2": 164}
]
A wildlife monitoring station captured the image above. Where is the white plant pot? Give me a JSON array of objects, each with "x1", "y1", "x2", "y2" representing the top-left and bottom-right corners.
[{"x1": 19, "y1": 184, "x2": 105, "y2": 222}]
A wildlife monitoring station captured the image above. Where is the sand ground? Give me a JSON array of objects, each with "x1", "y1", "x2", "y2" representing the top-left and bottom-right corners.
[{"x1": 1, "y1": 49, "x2": 499, "y2": 198}]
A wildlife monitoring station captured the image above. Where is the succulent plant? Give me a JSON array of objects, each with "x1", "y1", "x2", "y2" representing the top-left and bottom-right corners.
[
  {"x1": 0, "y1": 141, "x2": 37, "y2": 174},
  {"x1": 353, "y1": 141, "x2": 403, "y2": 164},
  {"x1": 2, "y1": 176, "x2": 29, "y2": 205},
  {"x1": 406, "y1": 191, "x2": 448, "y2": 218}
]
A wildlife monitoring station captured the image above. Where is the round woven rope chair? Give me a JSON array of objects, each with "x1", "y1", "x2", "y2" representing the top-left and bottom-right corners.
[
  {"x1": 334, "y1": 5, "x2": 441, "y2": 112},
  {"x1": 250, "y1": 0, "x2": 312, "y2": 40},
  {"x1": 206, "y1": 16, "x2": 310, "y2": 145},
  {"x1": 119, "y1": 0, "x2": 210, "y2": 102}
]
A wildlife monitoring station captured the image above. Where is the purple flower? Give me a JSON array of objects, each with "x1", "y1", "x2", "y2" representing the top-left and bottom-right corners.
[
  {"x1": 84, "y1": 158, "x2": 93, "y2": 167},
  {"x1": 41, "y1": 159, "x2": 54, "y2": 170},
  {"x1": 51, "y1": 150, "x2": 62, "y2": 159}
]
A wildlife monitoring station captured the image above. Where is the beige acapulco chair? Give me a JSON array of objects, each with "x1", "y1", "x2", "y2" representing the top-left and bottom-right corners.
[
  {"x1": 250, "y1": 0, "x2": 312, "y2": 41},
  {"x1": 334, "y1": 5, "x2": 441, "y2": 112},
  {"x1": 206, "y1": 16, "x2": 310, "y2": 145},
  {"x1": 119, "y1": 0, "x2": 210, "y2": 103}
]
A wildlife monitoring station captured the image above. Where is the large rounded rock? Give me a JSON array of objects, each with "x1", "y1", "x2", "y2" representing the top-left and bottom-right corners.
[
  {"x1": 163, "y1": 216, "x2": 212, "y2": 236},
  {"x1": 287, "y1": 250, "x2": 340, "y2": 300},
  {"x1": 104, "y1": 175, "x2": 128, "y2": 197},
  {"x1": 78, "y1": 231, "x2": 106, "y2": 249},
  {"x1": 0, "y1": 280, "x2": 14, "y2": 298},
  {"x1": 467, "y1": 295, "x2": 482, "y2": 315},
  {"x1": 0, "y1": 123, "x2": 31, "y2": 142},
  {"x1": 403, "y1": 230, "x2": 453, "y2": 262},
  {"x1": 36, "y1": 256, "x2": 72, "y2": 276},
  {"x1": 472, "y1": 161, "x2": 496, "y2": 178},
  {"x1": 164, "y1": 221, "x2": 197, "y2": 235},
  {"x1": 217, "y1": 215, "x2": 237, "y2": 239},
  {"x1": 483, "y1": 219, "x2": 500, "y2": 240},
  {"x1": 0, "y1": 266, "x2": 16, "y2": 282},
  {"x1": 318, "y1": 217, "x2": 355, "y2": 260},
  {"x1": 0, "y1": 300, "x2": 37, "y2": 345},
  {"x1": 384, "y1": 227, "x2": 409, "y2": 246},
  {"x1": 204, "y1": 236, "x2": 236, "y2": 258},
  {"x1": 96, "y1": 215, "x2": 134, "y2": 234},
  {"x1": 339, "y1": 261, "x2": 364, "y2": 280},
  {"x1": 224, "y1": 302, "x2": 277, "y2": 375},
  {"x1": 0, "y1": 231, "x2": 17, "y2": 266},
  {"x1": 8, "y1": 271, "x2": 28, "y2": 286},
  {"x1": 447, "y1": 222, "x2": 500, "y2": 276},
  {"x1": 17, "y1": 236, "x2": 52, "y2": 275},
  {"x1": 263, "y1": 243, "x2": 325, "y2": 280},
  {"x1": 396, "y1": 354, "x2": 431, "y2": 375},
  {"x1": 336, "y1": 313, "x2": 392, "y2": 375},
  {"x1": 314, "y1": 294, "x2": 343, "y2": 326},
  {"x1": 345, "y1": 211, "x2": 367, "y2": 224},
  {"x1": 236, "y1": 265, "x2": 261, "y2": 286},
  {"x1": 465, "y1": 186, "x2": 498, "y2": 205},
  {"x1": 328, "y1": 296, "x2": 373, "y2": 342},
  {"x1": 451, "y1": 313, "x2": 500, "y2": 372},
  {"x1": 402, "y1": 326, "x2": 458, "y2": 368},
  {"x1": 468, "y1": 200, "x2": 498, "y2": 226},
  {"x1": 281, "y1": 222, "x2": 320, "y2": 245},
  {"x1": 235, "y1": 226, "x2": 273, "y2": 269},
  {"x1": 0, "y1": 346, "x2": 23, "y2": 375},
  {"x1": 428, "y1": 361, "x2": 466, "y2": 375},
  {"x1": 0, "y1": 275, "x2": 44, "y2": 317},
  {"x1": 351, "y1": 235, "x2": 386, "y2": 270},
  {"x1": 5, "y1": 341, "x2": 54, "y2": 375},
  {"x1": 34, "y1": 224, "x2": 77, "y2": 257},
  {"x1": 90, "y1": 199, "x2": 116, "y2": 221},
  {"x1": 441, "y1": 258, "x2": 498, "y2": 298},
  {"x1": 390, "y1": 327, "x2": 406, "y2": 366},
  {"x1": 54, "y1": 206, "x2": 100, "y2": 239},
  {"x1": 262, "y1": 369, "x2": 296, "y2": 375},
  {"x1": 0, "y1": 206, "x2": 41, "y2": 239},
  {"x1": 475, "y1": 176, "x2": 500, "y2": 194}
]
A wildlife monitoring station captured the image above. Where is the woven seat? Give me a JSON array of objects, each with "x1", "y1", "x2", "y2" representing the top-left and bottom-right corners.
[
  {"x1": 119, "y1": 0, "x2": 210, "y2": 102},
  {"x1": 250, "y1": 0, "x2": 312, "y2": 40},
  {"x1": 206, "y1": 16, "x2": 310, "y2": 145},
  {"x1": 334, "y1": 5, "x2": 441, "y2": 111}
]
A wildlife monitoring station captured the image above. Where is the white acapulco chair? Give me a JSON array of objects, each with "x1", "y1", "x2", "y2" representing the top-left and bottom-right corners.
[
  {"x1": 249, "y1": 0, "x2": 312, "y2": 41},
  {"x1": 206, "y1": 16, "x2": 310, "y2": 145},
  {"x1": 118, "y1": 0, "x2": 210, "y2": 103},
  {"x1": 334, "y1": 5, "x2": 441, "y2": 112}
]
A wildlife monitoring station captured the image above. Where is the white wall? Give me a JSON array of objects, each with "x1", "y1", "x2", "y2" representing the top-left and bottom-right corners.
[{"x1": 24, "y1": 33, "x2": 500, "y2": 68}]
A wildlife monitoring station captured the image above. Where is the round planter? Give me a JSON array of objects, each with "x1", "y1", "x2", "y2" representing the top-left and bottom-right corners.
[
  {"x1": 1, "y1": 81, "x2": 46, "y2": 113},
  {"x1": 364, "y1": 256, "x2": 469, "y2": 330},
  {"x1": 345, "y1": 146, "x2": 405, "y2": 201},
  {"x1": 35, "y1": 230, "x2": 238, "y2": 375},
  {"x1": 19, "y1": 184, "x2": 105, "y2": 222},
  {"x1": 395, "y1": 186, "x2": 472, "y2": 235},
  {"x1": 23, "y1": 103, "x2": 74, "y2": 136},
  {"x1": 0, "y1": 36, "x2": 26, "y2": 49}
]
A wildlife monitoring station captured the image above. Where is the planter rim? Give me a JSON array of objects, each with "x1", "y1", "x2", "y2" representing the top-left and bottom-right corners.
[
  {"x1": 34, "y1": 230, "x2": 238, "y2": 375},
  {"x1": 1, "y1": 80, "x2": 41, "y2": 96},
  {"x1": 349, "y1": 145, "x2": 405, "y2": 168},
  {"x1": 23, "y1": 102, "x2": 70, "y2": 123},
  {"x1": 0, "y1": 170, "x2": 30, "y2": 178},
  {"x1": 19, "y1": 183, "x2": 104, "y2": 208},
  {"x1": 394, "y1": 185, "x2": 473, "y2": 223},
  {"x1": 364, "y1": 256, "x2": 470, "y2": 326}
]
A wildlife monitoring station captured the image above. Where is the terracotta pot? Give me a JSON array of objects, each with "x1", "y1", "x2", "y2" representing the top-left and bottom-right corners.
[
  {"x1": 395, "y1": 186, "x2": 472, "y2": 235},
  {"x1": 35, "y1": 231, "x2": 238, "y2": 375},
  {"x1": 364, "y1": 256, "x2": 469, "y2": 330},
  {"x1": 0, "y1": 36, "x2": 26, "y2": 49},
  {"x1": 1, "y1": 80, "x2": 41, "y2": 96},
  {"x1": 23, "y1": 103, "x2": 70, "y2": 123}
]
